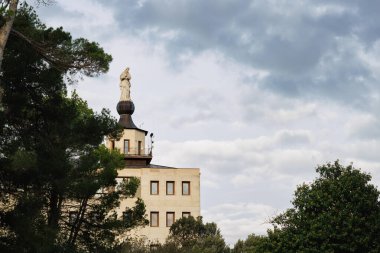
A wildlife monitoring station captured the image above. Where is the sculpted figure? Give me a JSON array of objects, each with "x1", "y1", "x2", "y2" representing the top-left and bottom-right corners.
[{"x1": 120, "y1": 67, "x2": 131, "y2": 101}]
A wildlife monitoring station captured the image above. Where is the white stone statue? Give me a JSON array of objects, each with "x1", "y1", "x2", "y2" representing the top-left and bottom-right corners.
[{"x1": 120, "y1": 67, "x2": 131, "y2": 101}]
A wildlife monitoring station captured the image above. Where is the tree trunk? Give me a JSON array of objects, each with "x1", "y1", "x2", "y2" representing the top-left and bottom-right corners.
[
  {"x1": 0, "y1": 0, "x2": 19, "y2": 71},
  {"x1": 68, "y1": 197, "x2": 89, "y2": 246},
  {"x1": 71, "y1": 198, "x2": 88, "y2": 245},
  {"x1": 48, "y1": 187, "x2": 60, "y2": 229},
  {"x1": 0, "y1": 0, "x2": 18, "y2": 107}
]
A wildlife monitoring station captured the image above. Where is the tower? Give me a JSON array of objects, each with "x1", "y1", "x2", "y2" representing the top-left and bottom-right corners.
[
  {"x1": 116, "y1": 96, "x2": 151, "y2": 166},
  {"x1": 106, "y1": 68, "x2": 200, "y2": 244}
]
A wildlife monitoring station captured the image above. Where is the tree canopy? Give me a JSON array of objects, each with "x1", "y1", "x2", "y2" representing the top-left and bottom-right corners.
[
  {"x1": 247, "y1": 161, "x2": 380, "y2": 253},
  {"x1": 232, "y1": 234, "x2": 268, "y2": 253},
  {"x1": 167, "y1": 216, "x2": 229, "y2": 253},
  {"x1": 0, "y1": 4, "x2": 148, "y2": 253},
  {"x1": 120, "y1": 216, "x2": 230, "y2": 253}
]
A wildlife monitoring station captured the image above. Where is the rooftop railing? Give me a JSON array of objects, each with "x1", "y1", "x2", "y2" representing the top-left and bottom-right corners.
[{"x1": 123, "y1": 147, "x2": 152, "y2": 157}]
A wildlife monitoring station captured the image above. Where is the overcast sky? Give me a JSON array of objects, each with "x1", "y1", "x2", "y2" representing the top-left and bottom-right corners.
[{"x1": 36, "y1": 0, "x2": 380, "y2": 245}]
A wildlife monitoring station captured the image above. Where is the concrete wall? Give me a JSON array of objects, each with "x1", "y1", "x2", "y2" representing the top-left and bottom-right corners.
[
  {"x1": 106, "y1": 128, "x2": 200, "y2": 243},
  {"x1": 106, "y1": 129, "x2": 147, "y2": 155},
  {"x1": 117, "y1": 167, "x2": 201, "y2": 244}
]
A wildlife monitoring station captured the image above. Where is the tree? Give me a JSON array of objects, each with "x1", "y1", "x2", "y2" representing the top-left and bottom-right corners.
[
  {"x1": 0, "y1": 0, "x2": 53, "y2": 71},
  {"x1": 0, "y1": 0, "x2": 19, "y2": 71},
  {"x1": 232, "y1": 234, "x2": 268, "y2": 253},
  {"x1": 167, "y1": 216, "x2": 230, "y2": 253},
  {"x1": 265, "y1": 161, "x2": 380, "y2": 253},
  {"x1": 0, "y1": 4, "x2": 148, "y2": 253},
  {"x1": 119, "y1": 217, "x2": 230, "y2": 253},
  {"x1": 0, "y1": 1, "x2": 110, "y2": 104}
]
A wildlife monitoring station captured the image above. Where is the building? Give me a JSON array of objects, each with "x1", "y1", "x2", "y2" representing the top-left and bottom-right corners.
[{"x1": 105, "y1": 68, "x2": 200, "y2": 243}]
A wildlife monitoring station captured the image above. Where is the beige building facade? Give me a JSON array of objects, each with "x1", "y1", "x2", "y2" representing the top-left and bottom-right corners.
[{"x1": 105, "y1": 70, "x2": 200, "y2": 243}]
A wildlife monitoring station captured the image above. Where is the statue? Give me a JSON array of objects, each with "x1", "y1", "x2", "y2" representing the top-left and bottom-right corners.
[{"x1": 120, "y1": 67, "x2": 131, "y2": 101}]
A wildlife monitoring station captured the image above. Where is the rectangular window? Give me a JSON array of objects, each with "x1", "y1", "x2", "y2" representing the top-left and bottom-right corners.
[
  {"x1": 150, "y1": 212, "x2": 159, "y2": 227},
  {"x1": 138, "y1": 141, "x2": 142, "y2": 155},
  {"x1": 182, "y1": 212, "x2": 191, "y2": 218},
  {"x1": 122, "y1": 211, "x2": 129, "y2": 221},
  {"x1": 124, "y1": 139, "x2": 129, "y2": 154},
  {"x1": 123, "y1": 211, "x2": 133, "y2": 225},
  {"x1": 166, "y1": 181, "x2": 175, "y2": 195},
  {"x1": 150, "y1": 181, "x2": 159, "y2": 195},
  {"x1": 69, "y1": 211, "x2": 77, "y2": 225},
  {"x1": 166, "y1": 212, "x2": 175, "y2": 227},
  {"x1": 182, "y1": 181, "x2": 190, "y2": 195},
  {"x1": 111, "y1": 140, "x2": 115, "y2": 150},
  {"x1": 117, "y1": 177, "x2": 131, "y2": 185},
  {"x1": 89, "y1": 212, "x2": 100, "y2": 223},
  {"x1": 150, "y1": 245, "x2": 159, "y2": 251},
  {"x1": 116, "y1": 177, "x2": 131, "y2": 191}
]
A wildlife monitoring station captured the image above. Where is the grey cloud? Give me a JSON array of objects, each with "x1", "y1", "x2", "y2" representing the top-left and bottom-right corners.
[
  {"x1": 34, "y1": 0, "x2": 380, "y2": 245},
  {"x1": 275, "y1": 130, "x2": 312, "y2": 147},
  {"x1": 348, "y1": 117, "x2": 380, "y2": 141},
  {"x1": 39, "y1": 0, "x2": 380, "y2": 115},
  {"x1": 110, "y1": 0, "x2": 380, "y2": 113}
]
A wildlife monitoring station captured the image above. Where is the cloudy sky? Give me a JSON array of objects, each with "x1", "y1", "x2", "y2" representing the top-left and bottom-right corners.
[{"x1": 36, "y1": 0, "x2": 380, "y2": 245}]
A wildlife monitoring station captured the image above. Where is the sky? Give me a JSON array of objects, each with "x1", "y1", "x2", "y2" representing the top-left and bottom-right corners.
[{"x1": 35, "y1": 0, "x2": 380, "y2": 245}]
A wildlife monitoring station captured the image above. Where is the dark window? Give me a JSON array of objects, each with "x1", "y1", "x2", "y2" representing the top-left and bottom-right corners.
[
  {"x1": 166, "y1": 181, "x2": 175, "y2": 195},
  {"x1": 150, "y1": 212, "x2": 159, "y2": 227},
  {"x1": 166, "y1": 212, "x2": 175, "y2": 227},
  {"x1": 138, "y1": 141, "x2": 142, "y2": 155},
  {"x1": 69, "y1": 211, "x2": 78, "y2": 225},
  {"x1": 150, "y1": 244, "x2": 159, "y2": 251},
  {"x1": 182, "y1": 181, "x2": 190, "y2": 195},
  {"x1": 123, "y1": 210, "x2": 133, "y2": 225},
  {"x1": 150, "y1": 181, "x2": 159, "y2": 195},
  {"x1": 124, "y1": 139, "x2": 129, "y2": 154},
  {"x1": 117, "y1": 176, "x2": 131, "y2": 186},
  {"x1": 123, "y1": 211, "x2": 130, "y2": 220}
]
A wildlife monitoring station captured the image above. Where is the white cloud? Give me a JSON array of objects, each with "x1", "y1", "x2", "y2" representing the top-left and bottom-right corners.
[
  {"x1": 34, "y1": 0, "x2": 380, "y2": 246},
  {"x1": 37, "y1": 0, "x2": 117, "y2": 40},
  {"x1": 203, "y1": 202, "x2": 276, "y2": 245}
]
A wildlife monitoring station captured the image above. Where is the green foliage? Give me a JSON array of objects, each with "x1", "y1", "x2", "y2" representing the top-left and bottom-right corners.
[
  {"x1": 168, "y1": 216, "x2": 207, "y2": 247},
  {"x1": 0, "y1": 4, "x2": 147, "y2": 253},
  {"x1": 0, "y1": 0, "x2": 17, "y2": 26},
  {"x1": 6, "y1": 2, "x2": 112, "y2": 83},
  {"x1": 119, "y1": 216, "x2": 230, "y2": 253},
  {"x1": 232, "y1": 234, "x2": 269, "y2": 253},
  {"x1": 264, "y1": 161, "x2": 380, "y2": 253},
  {"x1": 167, "y1": 216, "x2": 229, "y2": 253}
]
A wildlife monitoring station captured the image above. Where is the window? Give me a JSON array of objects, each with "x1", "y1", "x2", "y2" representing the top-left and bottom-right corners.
[
  {"x1": 138, "y1": 141, "x2": 142, "y2": 155},
  {"x1": 111, "y1": 140, "x2": 115, "y2": 150},
  {"x1": 166, "y1": 181, "x2": 175, "y2": 195},
  {"x1": 166, "y1": 212, "x2": 175, "y2": 227},
  {"x1": 115, "y1": 177, "x2": 131, "y2": 191},
  {"x1": 123, "y1": 210, "x2": 133, "y2": 225},
  {"x1": 182, "y1": 212, "x2": 191, "y2": 218},
  {"x1": 123, "y1": 177, "x2": 132, "y2": 184},
  {"x1": 124, "y1": 139, "x2": 129, "y2": 154},
  {"x1": 182, "y1": 181, "x2": 190, "y2": 195},
  {"x1": 150, "y1": 244, "x2": 159, "y2": 251},
  {"x1": 123, "y1": 211, "x2": 132, "y2": 221},
  {"x1": 89, "y1": 212, "x2": 101, "y2": 223},
  {"x1": 150, "y1": 181, "x2": 159, "y2": 195},
  {"x1": 116, "y1": 177, "x2": 131, "y2": 188},
  {"x1": 150, "y1": 212, "x2": 159, "y2": 227},
  {"x1": 69, "y1": 211, "x2": 78, "y2": 225},
  {"x1": 122, "y1": 211, "x2": 129, "y2": 221}
]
